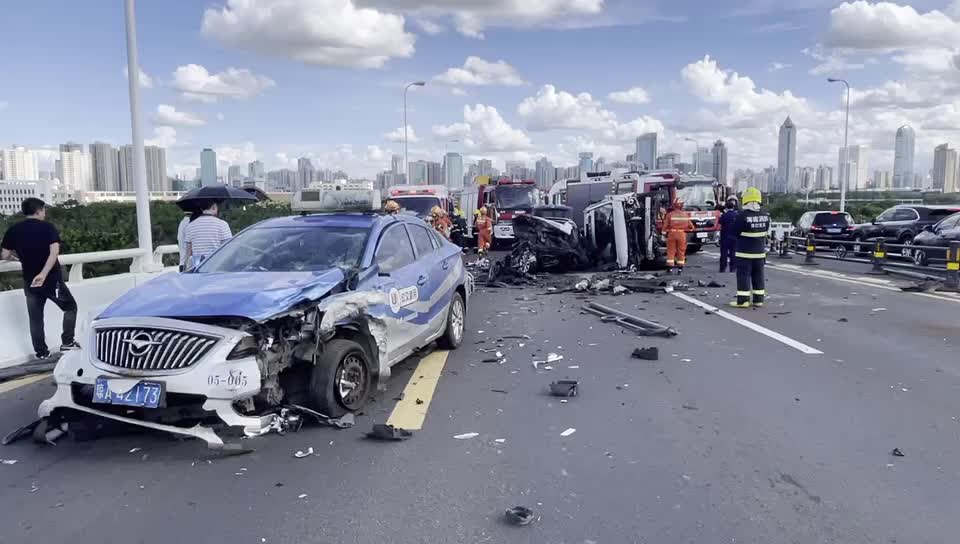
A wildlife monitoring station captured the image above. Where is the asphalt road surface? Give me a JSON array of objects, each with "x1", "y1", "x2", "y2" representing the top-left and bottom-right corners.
[{"x1": 1, "y1": 251, "x2": 958, "y2": 544}]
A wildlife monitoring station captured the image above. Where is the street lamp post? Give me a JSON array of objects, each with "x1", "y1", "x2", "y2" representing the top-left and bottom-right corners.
[
  {"x1": 828, "y1": 78, "x2": 850, "y2": 213},
  {"x1": 684, "y1": 137, "x2": 700, "y2": 174},
  {"x1": 123, "y1": 0, "x2": 158, "y2": 272},
  {"x1": 404, "y1": 81, "x2": 426, "y2": 184}
]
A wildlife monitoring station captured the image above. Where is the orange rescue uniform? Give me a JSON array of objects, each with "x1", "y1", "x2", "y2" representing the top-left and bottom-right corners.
[
  {"x1": 663, "y1": 209, "x2": 694, "y2": 268},
  {"x1": 475, "y1": 216, "x2": 492, "y2": 253}
]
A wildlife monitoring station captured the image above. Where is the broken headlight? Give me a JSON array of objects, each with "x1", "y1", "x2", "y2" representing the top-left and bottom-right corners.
[{"x1": 227, "y1": 336, "x2": 259, "y2": 360}]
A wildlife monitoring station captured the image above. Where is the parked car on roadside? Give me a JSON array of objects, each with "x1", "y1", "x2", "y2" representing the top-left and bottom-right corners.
[
  {"x1": 851, "y1": 205, "x2": 960, "y2": 256},
  {"x1": 793, "y1": 211, "x2": 855, "y2": 241},
  {"x1": 910, "y1": 211, "x2": 960, "y2": 266}
]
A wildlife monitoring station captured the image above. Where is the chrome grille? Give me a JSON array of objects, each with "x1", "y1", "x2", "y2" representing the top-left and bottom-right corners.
[{"x1": 94, "y1": 327, "x2": 219, "y2": 371}]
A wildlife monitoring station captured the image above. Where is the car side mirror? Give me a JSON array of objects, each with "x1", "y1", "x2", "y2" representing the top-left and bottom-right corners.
[
  {"x1": 871, "y1": 218, "x2": 878, "y2": 224},
  {"x1": 923, "y1": 225, "x2": 934, "y2": 232}
]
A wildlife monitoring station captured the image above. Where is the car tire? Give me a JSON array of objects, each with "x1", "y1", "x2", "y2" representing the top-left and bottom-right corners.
[
  {"x1": 437, "y1": 292, "x2": 465, "y2": 350},
  {"x1": 913, "y1": 248, "x2": 929, "y2": 267},
  {"x1": 309, "y1": 338, "x2": 373, "y2": 418},
  {"x1": 852, "y1": 234, "x2": 865, "y2": 255},
  {"x1": 898, "y1": 235, "x2": 914, "y2": 258}
]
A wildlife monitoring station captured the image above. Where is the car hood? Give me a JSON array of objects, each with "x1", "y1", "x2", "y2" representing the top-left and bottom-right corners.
[{"x1": 99, "y1": 269, "x2": 347, "y2": 322}]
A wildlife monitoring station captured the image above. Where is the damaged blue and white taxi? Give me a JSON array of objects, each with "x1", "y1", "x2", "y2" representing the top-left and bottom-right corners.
[{"x1": 37, "y1": 189, "x2": 472, "y2": 447}]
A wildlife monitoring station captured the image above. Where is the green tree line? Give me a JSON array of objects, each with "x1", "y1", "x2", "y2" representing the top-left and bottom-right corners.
[{"x1": 1, "y1": 201, "x2": 291, "y2": 290}]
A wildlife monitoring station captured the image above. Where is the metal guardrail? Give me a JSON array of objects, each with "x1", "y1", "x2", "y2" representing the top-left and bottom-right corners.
[
  {"x1": 0, "y1": 245, "x2": 179, "y2": 283},
  {"x1": 774, "y1": 234, "x2": 960, "y2": 291}
]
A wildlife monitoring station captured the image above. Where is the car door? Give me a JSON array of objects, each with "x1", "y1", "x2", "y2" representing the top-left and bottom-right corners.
[
  {"x1": 870, "y1": 208, "x2": 896, "y2": 239},
  {"x1": 372, "y1": 224, "x2": 422, "y2": 363},
  {"x1": 405, "y1": 223, "x2": 452, "y2": 339},
  {"x1": 886, "y1": 208, "x2": 918, "y2": 238},
  {"x1": 796, "y1": 213, "x2": 811, "y2": 236},
  {"x1": 937, "y1": 215, "x2": 960, "y2": 246}
]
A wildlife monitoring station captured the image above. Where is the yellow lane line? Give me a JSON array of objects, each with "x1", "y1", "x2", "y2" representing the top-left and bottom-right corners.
[
  {"x1": 386, "y1": 351, "x2": 449, "y2": 430},
  {"x1": 0, "y1": 373, "x2": 51, "y2": 395}
]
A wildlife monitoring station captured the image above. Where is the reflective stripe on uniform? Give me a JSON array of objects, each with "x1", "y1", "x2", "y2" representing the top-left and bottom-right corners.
[
  {"x1": 752, "y1": 289, "x2": 766, "y2": 295},
  {"x1": 740, "y1": 231, "x2": 768, "y2": 238},
  {"x1": 737, "y1": 291, "x2": 752, "y2": 296},
  {"x1": 735, "y1": 252, "x2": 766, "y2": 259}
]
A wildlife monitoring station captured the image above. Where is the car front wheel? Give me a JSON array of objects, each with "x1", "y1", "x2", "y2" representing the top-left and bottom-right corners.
[
  {"x1": 913, "y1": 248, "x2": 929, "y2": 266},
  {"x1": 899, "y1": 236, "x2": 914, "y2": 258},
  {"x1": 438, "y1": 292, "x2": 465, "y2": 349},
  {"x1": 309, "y1": 338, "x2": 373, "y2": 418}
]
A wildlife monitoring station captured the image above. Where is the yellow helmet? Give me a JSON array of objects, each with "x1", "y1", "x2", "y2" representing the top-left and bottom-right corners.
[
  {"x1": 741, "y1": 187, "x2": 762, "y2": 205},
  {"x1": 431, "y1": 205, "x2": 443, "y2": 216},
  {"x1": 384, "y1": 200, "x2": 400, "y2": 212}
]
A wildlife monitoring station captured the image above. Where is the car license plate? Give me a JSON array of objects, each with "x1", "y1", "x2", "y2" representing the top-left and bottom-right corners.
[
  {"x1": 696, "y1": 232, "x2": 708, "y2": 239},
  {"x1": 93, "y1": 378, "x2": 163, "y2": 408},
  {"x1": 827, "y1": 228, "x2": 840, "y2": 234}
]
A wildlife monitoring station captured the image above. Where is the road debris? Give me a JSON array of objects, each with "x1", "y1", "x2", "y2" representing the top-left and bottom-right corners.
[
  {"x1": 892, "y1": 448, "x2": 905, "y2": 457},
  {"x1": 504, "y1": 506, "x2": 536, "y2": 526},
  {"x1": 1, "y1": 459, "x2": 18, "y2": 465},
  {"x1": 631, "y1": 347, "x2": 659, "y2": 361},
  {"x1": 298, "y1": 493, "x2": 308, "y2": 499},
  {"x1": 454, "y1": 433, "x2": 479, "y2": 440},
  {"x1": 837, "y1": 318, "x2": 848, "y2": 323},
  {"x1": 871, "y1": 308, "x2": 887, "y2": 312},
  {"x1": 294, "y1": 447, "x2": 315, "y2": 459},
  {"x1": 583, "y1": 302, "x2": 678, "y2": 337},
  {"x1": 490, "y1": 389, "x2": 509, "y2": 394},
  {"x1": 366, "y1": 424, "x2": 413, "y2": 441},
  {"x1": 128, "y1": 447, "x2": 142, "y2": 454},
  {"x1": 549, "y1": 380, "x2": 579, "y2": 397},
  {"x1": 560, "y1": 428, "x2": 577, "y2": 437},
  {"x1": 494, "y1": 438, "x2": 506, "y2": 444},
  {"x1": 612, "y1": 285, "x2": 629, "y2": 295}
]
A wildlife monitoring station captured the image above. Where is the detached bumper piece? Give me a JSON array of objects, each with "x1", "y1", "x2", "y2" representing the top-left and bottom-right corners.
[{"x1": 582, "y1": 302, "x2": 678, "y2": 338}]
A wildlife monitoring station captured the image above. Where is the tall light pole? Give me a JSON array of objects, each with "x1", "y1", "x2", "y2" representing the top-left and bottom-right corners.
[
  {"x1": 684, "y1": 137, "x2": 700, "y2": 174},
  {"x1": 404, "y1": 81, "x2": 425, "y2": 184},
  {"x1": 828, "y1": 78, "x2": 850, "y2": 212},
  {"x1": 124, "y1": 0, "x2": 157, "y2": 271}
]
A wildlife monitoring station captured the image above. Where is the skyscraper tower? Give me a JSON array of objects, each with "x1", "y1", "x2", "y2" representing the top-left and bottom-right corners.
[
  {"x1": 893, "y1": 125, "x2": 916, "y2": 189},
  {"x1": 775, "y1": 116, "x2": 797, "y2": 192}
]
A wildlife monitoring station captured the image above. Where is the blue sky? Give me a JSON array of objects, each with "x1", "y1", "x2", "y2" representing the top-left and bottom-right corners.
[{"x1": 2, "y1": 0, "x2": 958, "y2": 179}]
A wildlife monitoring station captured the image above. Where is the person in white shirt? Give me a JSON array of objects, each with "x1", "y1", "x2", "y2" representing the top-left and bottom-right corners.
[
  {"x1": 176, "y1": 212, "x2": 191, "y2": 271},
  {"x1": 184, "y1": 201, "x2": 232, "y2": 268}
]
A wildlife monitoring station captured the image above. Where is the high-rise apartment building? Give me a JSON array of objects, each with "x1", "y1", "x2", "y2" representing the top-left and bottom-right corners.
[
  {"x1": 391, "y1": 154, "x2": 404, "y2": 176},
  {"x1": 443, "y1": 152, "x2": 463, "y2": 188},
  {"x1": 89, "y1": 142, "x2": 120, "y2": 191},
  {"x1": 535, "y1": 157, "x2": 555, "y2": 190},
  {"x1": 815, "y1": 165, "x2": 833, "y2": 191},
  {"x1": 694, "y1": 148, "x2": 713, "y2": 176},
  {"x1": 711, "y1": 140, "x2": 728, "y2": 185},
  {"x1": 838, "y1": 145, "x2": 869, "y2": 191},
  {"x1": 58, "y1": 149, "x2": 91, "y2": 191},
  {"x1": 477, "y1": 159, "x2": 494, "y2": 178},
  {"x1": 297, "y1": 157, "x2": 315, "y2": 189},
  {"x1": 656, "y1": 153, "x2": 679, "y2": 169},
  {"x1": 505, "y1": 160, "x2": 527, "y2": 179},
  {"x1": 248, "y1": 160, "x2": 265, "y2": 182},
  {"x1": 200, "y1": 148, "x2": 218, "y2": 186},
  {"x1": 0, "y1": 146, "x2": 40, "y2": 181},
  {"x1": 635, "y1": 133, "x2": 657, "y2": 171},
  {"x1": 408, "y1": 161, "x2": 428, "y2": 185},
  {"x1": 578, "y1": 152, "x2": 594, "y2": 175},
  {"x1": 893, "y1": 125, "x2": 915, "y2": 189},
  {"x1": 145, "y1": 145, "x2": 168, "y2": 192},
  {"x1": 933, "y1": 143, "x2": 958, "y2": 192},
  {"x1": 227, "y1": 165, "x2": 244, "y2": 186},
  {"x1": 426, "y1": 161, "x2": 442, "y2": 185},
  {"x1": 775, "y1": 116, "x2": 797, "y2": 192},
  {"x1": 59, "y1": 142, "x2": 83, "y2": 153},
  {"x1": 117, "y1": 145, "x2": 135, "y2": 191}
]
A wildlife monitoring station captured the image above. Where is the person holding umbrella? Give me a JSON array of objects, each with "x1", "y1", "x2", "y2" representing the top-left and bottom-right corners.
[{"x1": 177, "y1": 185, "x2": 256, "y2": 269}]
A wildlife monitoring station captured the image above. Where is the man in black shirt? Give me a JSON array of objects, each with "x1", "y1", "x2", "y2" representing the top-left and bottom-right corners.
[{"x1": 1, "y1": 198, "x2": 79, "y2": 359}]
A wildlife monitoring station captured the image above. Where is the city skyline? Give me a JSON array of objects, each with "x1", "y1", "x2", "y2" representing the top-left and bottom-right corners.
[{"x1": 4, "y1": 2, "x2": 960, "y2": 184}]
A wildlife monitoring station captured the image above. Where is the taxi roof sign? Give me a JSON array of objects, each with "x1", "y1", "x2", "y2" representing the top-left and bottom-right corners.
[{"x1": 292, "y1": 188, "x2": 381, "y2": 213}]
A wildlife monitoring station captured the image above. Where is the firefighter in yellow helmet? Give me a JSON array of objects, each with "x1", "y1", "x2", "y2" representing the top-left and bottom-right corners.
[
  {"x1": 475, "y1": 207, "x2": 492, "y2": 255},
  {"x1": 729, "y1": 187, "x2": 770, "y2": 308},
  {"x1": 430, "y1": 205, "x2": 452, "y2": 239},
  {"x1": 384, "y1": 200, "x2": 401, "y2": 214},
  {"x1": 662, "y1": 199, "x2": 694, "y2": 274}
]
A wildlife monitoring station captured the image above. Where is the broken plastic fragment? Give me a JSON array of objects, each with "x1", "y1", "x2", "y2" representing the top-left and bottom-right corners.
[
  {"x1": 494, "y1": 438, "x2": 506, "y2": 444},
  {"x1": 560, "y1": 428, "x2": 576, "y2": 437},
  {"x1": 129, "y1": 448, "x2": 142, "y2": 454},
  {"x1": 298, "y1": 493, "x2": 308, "y2": 499},
  {"x1": 631, "y1": 347, "x2": 659, "y2": 361},
  {"x1": 505, "y1": 506, "x2": 535, "y2": 526},
  {"x1": 366, "y1": 424, "x2": 413, "y2": 441},
  {"x1": 871, "y1": 308, "x2": 887, "y2": 312},
  {"x1": 294, "y1": 447, "x2": 315, "y2": 459},
  {"x1": 892, "y1": 448, "x2": 905, "y2": 457},
  {"x1": 454, "y1": 432, "x2": 479, "y2": 440},
  {"x1": 550, "y1": 380, "x2": 579, "y2": 397},
  {"x1": 612, "y1": 285, "x2": 628, "y2": 295},
  {"x1": 1, "y1": 459, "x2": 17, "y2": 465}
]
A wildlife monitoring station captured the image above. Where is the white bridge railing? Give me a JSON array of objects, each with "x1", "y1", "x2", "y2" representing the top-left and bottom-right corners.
[{"x1": 0, "y1": 246, "x2": 180, "y2": 369}]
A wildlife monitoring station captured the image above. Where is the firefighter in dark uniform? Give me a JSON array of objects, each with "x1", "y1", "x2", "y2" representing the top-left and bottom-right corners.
[{"x1": 730, "y1": 187, "x2": 770, "y2": 308}]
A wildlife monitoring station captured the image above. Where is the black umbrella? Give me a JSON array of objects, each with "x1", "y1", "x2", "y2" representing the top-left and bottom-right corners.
[{"x1": 176, "y1": 185, "x2": 259, "y2": 211}]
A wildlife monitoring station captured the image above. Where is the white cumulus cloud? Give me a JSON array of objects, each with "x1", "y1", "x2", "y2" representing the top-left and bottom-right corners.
[
  {"x1": 435, "y1": 56, "x2": 525, "y2": 86},
  {"x1": 432, "y1": 104, "x2": 532, "y2": 152},
  {"x1": 215, "y1": 143, "x2": 259, "y2": 166},
  {"x1": 366, "y1": 145, "x2": 387, "y2": 162},
  {"x1": 201, "y1": 0, "x2": 416, "y2": 69},
  {"x1": 608, "y1": 86, "x2": 650, "y2": 104},
  {"x1": 173, "y1": 64, "x2": 275, "y2": 102},
  {"x1": 518, "y1": 84, "x2": 616, "y2": 131},
  {"x1": 146, "y1": 126, "x2": 177, "y2": 148},
  {"x1": 122, "y1": 67, "x2": 154, "y2": 89},
  {"x1": 154, "y1": 104, "x2": 206, "y2": 127},
  {"x1": 824, "y1": 1, "x2": 960, "y2": 51},
  {"x1": 384, "y1": 125, "x2": 419, "y2": 143},
  {"x1": 359, "y1": 0, "x2": 604, "y2": 38}
]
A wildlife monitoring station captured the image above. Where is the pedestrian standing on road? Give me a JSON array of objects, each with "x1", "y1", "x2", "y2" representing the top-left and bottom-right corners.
[
  {"x1": 729, "y1": 187, "x2": 770, "y2": 308},
  {"x1": 718, "y1": 197, "x2": 739, "y2": 273},
  {"x1": 663, "y1": 199, "x2": 694, "y2": 275},
  {"x1": 184, "y1": 201, "x2": 232, "y2": 269},
  {"x1": 176, "y1": 211, "x2": 191, "y2": 272},
  {"x1": 0, "y1": 198, "x2": 79, "y2": 360}
]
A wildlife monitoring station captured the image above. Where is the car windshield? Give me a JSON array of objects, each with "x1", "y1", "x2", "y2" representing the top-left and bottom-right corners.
[
  {"x1": 197, "y1": 226, "x2": 368, "y2": 273},
  {"x1": 394, "y1": 196, "x2": 439, "y2": 217},
  {"x1": 496, "y1": 185, "x2": 538, "y2": 210},
  {"x1": 676, "y1": 185, "x2": 716, "y2": 210},
  {"x1": 813, "y1": 213, "x2": 852, "y2": 226}
]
